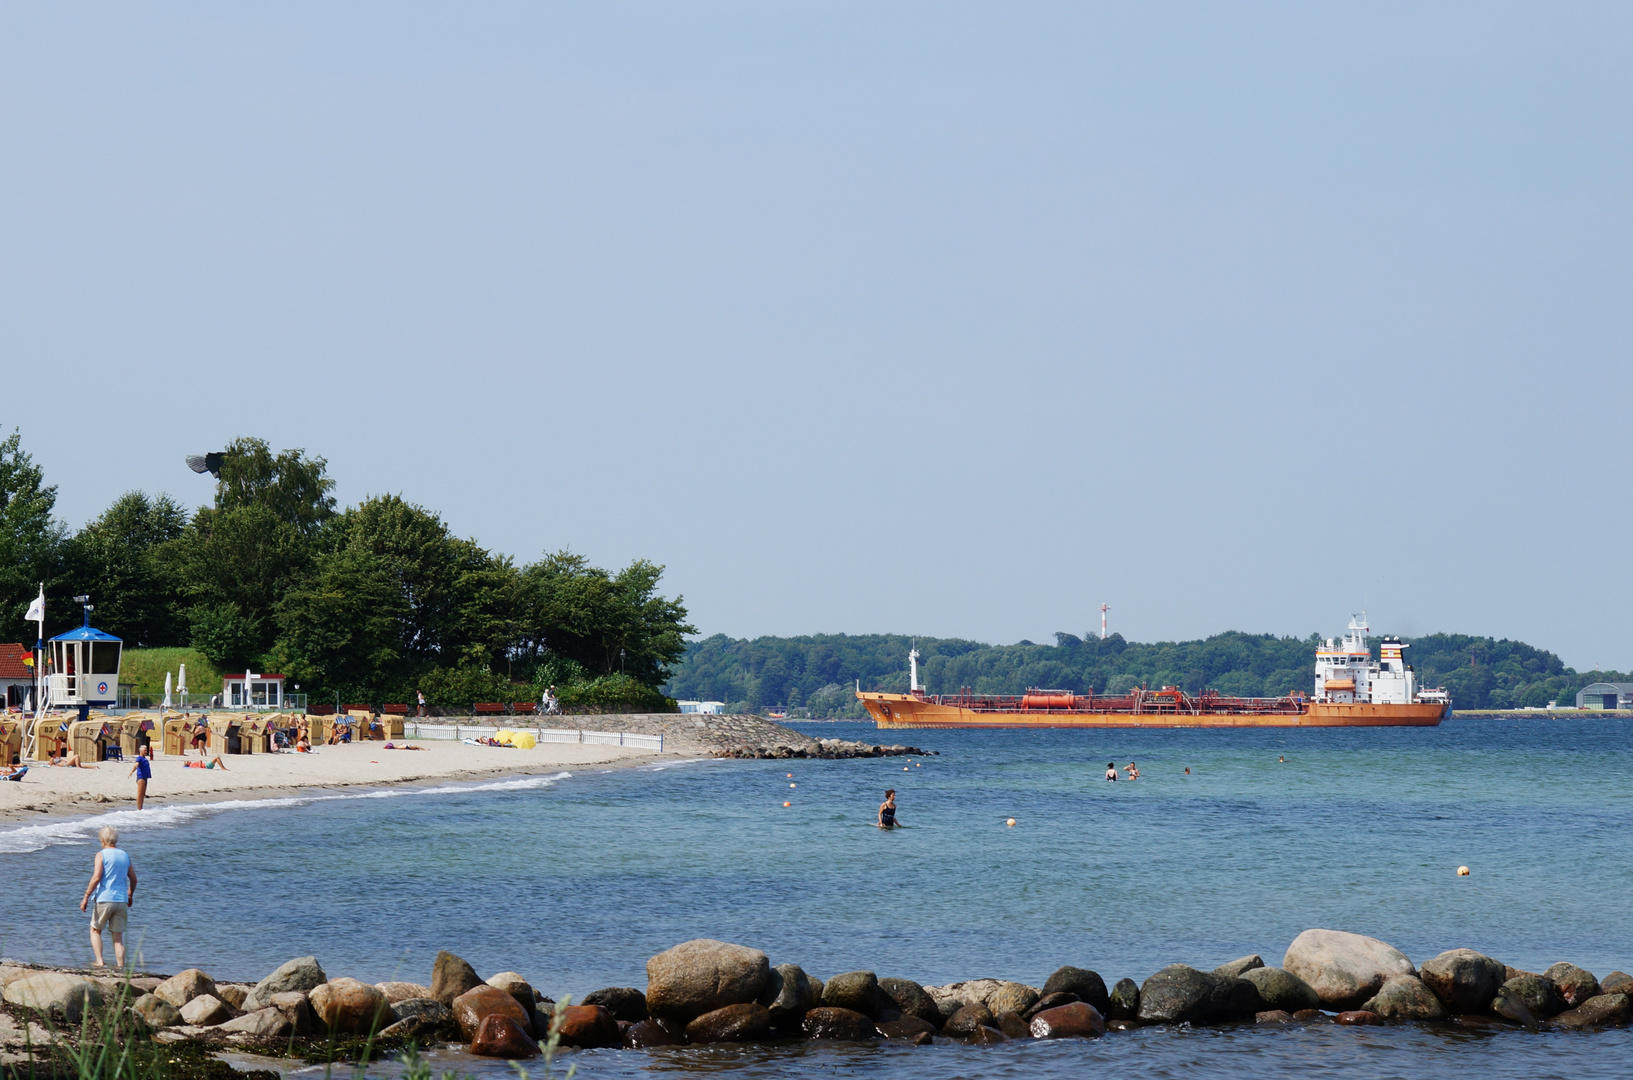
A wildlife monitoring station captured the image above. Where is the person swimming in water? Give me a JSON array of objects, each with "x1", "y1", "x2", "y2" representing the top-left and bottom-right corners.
[
  {"x1": 1104, "y1": 762, "x2": 1118, "y2": 781},
  {"x1": 877, "y1": 789, "x2": 899, "y2": 828}
]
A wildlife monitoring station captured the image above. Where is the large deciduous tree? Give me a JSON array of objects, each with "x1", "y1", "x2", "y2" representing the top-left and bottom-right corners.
[
  {"x1": 0, "y1": 428, "x2": 66, "y2": 637},
  {"x1": 64, "y1": 491, "x2": 188, "y2": 646}
]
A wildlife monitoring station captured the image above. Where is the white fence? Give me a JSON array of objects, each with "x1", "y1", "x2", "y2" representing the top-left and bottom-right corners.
[{"x1": 405, "y1": 722, "x2": 662, "y2": 752}]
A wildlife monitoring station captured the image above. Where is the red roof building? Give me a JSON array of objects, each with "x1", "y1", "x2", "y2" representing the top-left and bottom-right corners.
[{"x1": 0, "y1": 643, "x2": 34, "y2": 706}]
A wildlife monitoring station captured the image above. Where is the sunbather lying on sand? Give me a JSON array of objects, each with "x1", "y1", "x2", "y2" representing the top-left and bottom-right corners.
[
  {"x1": 50, "y1": 752, "x2": 98, "y2": 769},
  {"x1": 183, "y1": 755, "x2": 228, "y2": 770}
]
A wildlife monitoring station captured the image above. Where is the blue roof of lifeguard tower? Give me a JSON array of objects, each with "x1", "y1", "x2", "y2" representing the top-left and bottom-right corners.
[{"x1": 50, "y1": 625, "x2": 121, "y2": 643}]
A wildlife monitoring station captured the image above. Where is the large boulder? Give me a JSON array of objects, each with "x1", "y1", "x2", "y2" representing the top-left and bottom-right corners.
[
  {"x1": 1283, "y1": 930, "x2": 1416, "y2": 1011},
  {"x1": 1601, "y1": 972, "x2": 1633, "y2": 996},
  {"x1": 942, "y1": 1002, "x2": 996, "y2": 1037},
  {"x1": 154, "y1": 970, "x2": 219, "y2": 1010},
  {"x1": 310, "y1": 978, "x2": 390, "y2": 1035},
  {"x1": 1214, "y1": 956, "x2": 1265, "y2": 979},
  {"x1": 486, "y1": 973, "x2": 541, "y2": 1032},
  {"x1": 801, "y1": 1006, "x2": 878, "y2": 1041},
  {"x1": 684, "y1": 1003, "x2": 773, "y2": 1043},
  {"x1": 268, "y1": 992, "x2": 320, "y2": 1037},
  {"x1": 131, "y1": 993, "x2": 180, "y2": 1028},
  {"x1": 375, "y1": 982, "x2": 431, "y2": 1004},
  {"x1": 1543, "y1": 964, "x2": 1601, "y2": 1008},
  {"x1": 1107, "y1": 978, "x2": 1140, "y2": 1020},
  {"x1": 623, "y1": 1017, "x2": 686, "y2": 1048},
  {"x1": 217, "y1": 1008, "x2": 292, "y2": 1038},
  {"x1": 1042, "y1": 967, "x2": 1109, "y2": 1015},
  {"x1": 244, "y1": 957, "x2": 326, "y2": 1012},
  {"x1": 645, "y1": 940, "x2": 770, "y2": 1022},
  {"x1": 583, "y1": 987, "x2": 649, "y2": 1023},
  {"x1": 1137, "y1": 965, "x2": 1260, "y2": 1025},
  {"x1": 384, "y1": 998, "x2": 453, "y2": 1041},
  {"x1": 1498, "y1": 976, "x2": 1565, "y2": 1019},
  {"x1": 1490, "y1": 984, "x2": 1539, "y2": 1029},
  {"x1": 4, "y1": 974, "x2": 103, "y2": 1023},
  {"x1": 940, "y1": 979, "x2": 1007, "y2": 1012},
  {"x1": 1241, "y1": 968, "x2": 1319, "y2": 1013},
  {"x1": 469, "y1": 1013, "x2": 540, "y2": 1058},
  {"x1": 1552, "y1": 993, "x2": 1631, "y2": 1029},
  {"x1": 989, "y1": 982, "x2": 1039, "y2": 1018},
  {"x1": 452, "y1": 985, "x2": 529, "y2": 1041},
  {"x1": 878, "y1": 978, "x2": 941, "y2": 1027},
  {"x1": 216, "y1": 985, "x2": 251, "y2": 1010},
  {"x1": 552, "y1": 1004, "x2": 620, "y2": 1048},
  {"x1": 1029, "y1": 1002, "x2": 1105, "y2": 1039},
  {"x1": 877, "y1": 1015, "x2": 937, "y2": 1040},
  {"x1": 431, "y1": 951, "x2": 485, "y2": 1005},
  {"x1": 821, "y1": 971, "x2": 880, "y2": 1016},
  {"x1": 1362, "y1": 976, "x2": 1445, "y2": 1021},
  {"x1": 1418, "y1": 950, "x2": 1505, "y2": 1014},
  {"x1": 1335, "y1": 1010, "x2": 1384, "y2": 1025},
  {"x1": 179, "y1": 995, "x2": 235, "y2": 1027}
]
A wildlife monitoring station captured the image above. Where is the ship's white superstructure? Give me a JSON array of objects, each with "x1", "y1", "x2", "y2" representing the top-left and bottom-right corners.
[{"x1": 1313, "y1": 614, "x2": 1443, "y2": 706}]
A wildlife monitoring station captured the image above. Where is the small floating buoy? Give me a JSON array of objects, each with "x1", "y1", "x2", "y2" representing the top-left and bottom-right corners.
[
  {"x1": 1457, "y1": 865, "x2": 1470, "y2": 876},
  {"x1": 1006, "y1": 818, "x2": 1016, "y2": 827},
  {"x1": 903, "y1": 766, "x2": 909, "y2": 771},
  {"x1": 787, "y1": 773, "x2": 793, "y2": 777},
  {"x1": 783, "y1": 801, "x2": 791, "y2": 807},
  {"x1": 789, "y1": 782, "x2": 796, "y2": 788}
]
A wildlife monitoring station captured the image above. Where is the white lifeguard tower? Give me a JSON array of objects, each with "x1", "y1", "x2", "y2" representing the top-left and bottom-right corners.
[{"x1": 46, "y1": 596, "x2": 123, "y2": 723}]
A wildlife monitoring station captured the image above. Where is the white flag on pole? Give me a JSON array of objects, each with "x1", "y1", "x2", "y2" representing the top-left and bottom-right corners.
[{"x1": 24, "y1": 588, "x2": 44, "y2": 623}]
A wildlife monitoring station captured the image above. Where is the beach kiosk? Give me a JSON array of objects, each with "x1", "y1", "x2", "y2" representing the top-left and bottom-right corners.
[{"x1": 45, "y1": 609, "x2": 122, "y2": 725}]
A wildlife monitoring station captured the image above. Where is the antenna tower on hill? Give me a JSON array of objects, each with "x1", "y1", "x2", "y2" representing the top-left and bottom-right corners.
[{"x1": 1100, "y1": 603, "x2": 1110, "y2": 640}]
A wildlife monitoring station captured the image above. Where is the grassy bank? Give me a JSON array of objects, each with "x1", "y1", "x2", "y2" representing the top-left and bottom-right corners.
[{"x1": 117, "y1": 649, "x2": 226, "y2": 699}]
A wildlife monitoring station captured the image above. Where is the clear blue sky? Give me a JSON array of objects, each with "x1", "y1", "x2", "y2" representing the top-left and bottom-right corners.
[{"x1": 2, "y1": 3, "x2": 1629, "y2": 667}]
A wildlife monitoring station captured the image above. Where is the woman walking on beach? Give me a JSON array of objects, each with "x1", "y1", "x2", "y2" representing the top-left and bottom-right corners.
[{"x1": 80, "y1": 826, "x2": 136, "y2": 968}]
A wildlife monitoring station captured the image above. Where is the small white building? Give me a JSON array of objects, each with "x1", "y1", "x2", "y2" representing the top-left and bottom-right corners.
[
  {"x1": 222, "y1": 673, "x2": 287, "y2": 708},
  {"x1": 678, "y1": 700, "x2": 727, "y2": 714}
]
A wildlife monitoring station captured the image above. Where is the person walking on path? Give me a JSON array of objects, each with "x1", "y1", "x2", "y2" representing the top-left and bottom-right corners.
[
  {"x1": 417, "y1": 690, "x2": 426, "y2": 717},
  {"x1": 128, "y1": 746, "x2": 151, "y2": 809},
  {"x1": 80, "y1": 826, "x2": 136, "y2": 968}
]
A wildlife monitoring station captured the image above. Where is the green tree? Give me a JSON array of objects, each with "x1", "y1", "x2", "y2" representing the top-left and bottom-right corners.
[
  {"x1": 0, "y1": 428, "x2": 66, "y2": 637},
  {"x1": 169, "y1": 504, "x2": 311, "y2": 664},
  {"x1": 63, "y1": 491, "x2": 188, "y2": 646},
  {"x1": 213, "y1": 437, "x2": 337, "y2": 535},
  {"x1": 272, "y1": 547, "x2": 410, "y2": 698},
  {"x1": 515, "y1": 552, "x2": 693, "y2": 684}
]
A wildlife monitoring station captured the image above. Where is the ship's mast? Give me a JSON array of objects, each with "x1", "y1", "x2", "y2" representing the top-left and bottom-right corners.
[{"x1": 1100, "y1": 603, "x2": 1110, "y2": 640}]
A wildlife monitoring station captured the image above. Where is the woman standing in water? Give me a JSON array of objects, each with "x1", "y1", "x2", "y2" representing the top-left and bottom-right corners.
[{"x1": 877, "y1": 789, "x2": 899, "y2": 828}]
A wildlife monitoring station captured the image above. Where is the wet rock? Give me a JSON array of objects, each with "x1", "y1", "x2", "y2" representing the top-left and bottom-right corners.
[
  {"x1": 879, "y1": 977, "x2": 941, "y2": 1027},
  {"x1": 1362, "y1": 976, "x2": 1445, "y2": 1021},
  {"x1": 1283, "y1": 929, "x2": 1416, "y2": 1012},
  {"x1": 1214, "y1": 956, "x2": 1265, "y2": 979},
  {"x1": 1242, "y1": 968, "x2": 1320, "y2": 1013},
  {"x1": 1499, "y1": 976, "x2": 1565, "y2": 1019},
  {"x1": 822, "y1": 971, "x2": 880, "y2": 1015},
  {"x1": 486, "y1": 973, "x2": 541, "y2": 1033},
  {"x1": 470, "y1": 1013, "x2": 540, "y2": 1058},
  {"x1": 584, "y1": 986, "x2": 650, "y2": 1023},
  {"x1": 1293, "y1": 1009, "x2": 1327, "y2": 1022},
  {"x1": 996, "y1": 1011, "x2": 1031, "y2": 1038},
  {"x1": 1255, "y1": 1010, "x2": 1294, "y2": 1024},
  {"x1": 1042, "y1": 967, "x2": 1109, "y2": 1014},
  {"x1": 1543, "y1": 964, "x2": 1601, "y2": 1008},
  {"x1": 131, "y1": 993, "x2": 180, "y2": 1028},
  {"x1": 1418, "y1": 950, "x2": 1506, "y2": 1014},
  {"x1": 1551, "y1": 993, "x2": 1631, "y2": 1029},
  {"x1": 1601, "y1": 972, "x2": 1633, "y2": 996},
  {"x1": 554, "y1": 1004, "x2": 620, "y2": 1048},
  {"x1": 268, "y1": 991, "x2": 320, "y2": 1037},
  {"x1": 801, "y1": 1006, "x2": 879, "y2": 1041},
  {"x1": 1025, "y1": 992, "x2": 1081, "y2": 1020},
  {"x1": 312, "y1": 979, "x2": 390, "y2": 1036},
  {"x1": 178, "y1": 995, "x2": 234, "y2": 1027},
  {"x1": 216, "y1": 985, "x2": 251, "y2": 1010},
  {"x1": 965, "y1": 1023, "x2": 1007, "y2": 1043},
  {"x1": 376, "y1": 981, "x2": 432, "y2": 1004},
  {"x1": 1136, "y1": 965, "x2": 1260, "y2": 1025},
  {"x1": 1108, "y1": 978, "x2": 1140, "y2": 1020},
  {"x1": 1028, "y1": 1002, "x2": 1105, "y2": 1039},
  {"x1": 646, "y1": 939, "x2": 770, "y2": 1022},
  {"x1": 452, "y1": 985, "x2": 529, "y2": 1041},
  {"x1": 942, "y1": 1002, "x2": 996, "y2": 1037},
  {"x1": 623, "y1": 1017, "x2": 686, "y2": 1047},
  {"x1": 244, "y1": 957, "x2": 326, "y2": 1012},
  {"x1": 685, "y1": 1003, "x2": 773, "y2": 1043},
  {"x1": 154, "y1": 970, "x2": 218, "y2": 1010},
  {"x1": 384, "y1": 998, "x2": 453, "y2": 1041},
  {"x1": 431, "y1": 951, "x2": 485, "y2": 1006},
  {"x1": 877, "y1": 1015, "x2": 937, "y2": 1040},
  {"x1": 1334, "y1": 1010, "x2": 1384, "y2": 1025},
  {"x1": 217, "y1": 1008, "x2": 292, "y2": 1038},
  {"x1": 989, "y1": 982, "x2": 1039, "y2": 1017},
  {"x1": 1490, "y1": 985, "x2": 1540, "y2": 1029}
]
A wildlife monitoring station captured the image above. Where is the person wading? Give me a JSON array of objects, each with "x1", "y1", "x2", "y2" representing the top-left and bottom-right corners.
[
  {"x1": 80, "y1": 826, "x2": 136, "y2": 968},
  {"x1": 877, "y1": 789, "x2": 900, "y2": 828},
  {"x1": 128, "y1": 745, "x2": 151, "y2": 809}
]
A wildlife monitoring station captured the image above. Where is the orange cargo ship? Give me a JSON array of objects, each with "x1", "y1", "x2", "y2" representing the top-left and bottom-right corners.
[{"x1": 857, "y1": 616, "x2": 1449, "y2": 729}]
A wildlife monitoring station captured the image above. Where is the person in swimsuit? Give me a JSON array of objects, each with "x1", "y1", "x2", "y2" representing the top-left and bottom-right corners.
[
  {"x1": 128, "y1": 746, "x2": 151, "y2": 809},
  {"x1": 877, "y1": 789, "x2": 899, "y2": 828},
  {"x1": 184, "y1": 755, "x2": 227, "y2": 770},
  {"x1": 190, "y1": 719, "x2": 210, "y2": 755},
  {"x1": 1124, "y1": 761, "x2": 1139, "y2": 779},
  {"x1": 1105, "y1": 762, "x2": 1118, "y2": 781}
]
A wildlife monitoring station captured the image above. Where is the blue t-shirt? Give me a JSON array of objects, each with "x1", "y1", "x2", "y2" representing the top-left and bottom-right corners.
[
  {"x1": 135, "y1": 756, "x2": 151, "y2": 780},
  {"x1": 96, "y1": 847, "x2": 131, "y2": 903}
]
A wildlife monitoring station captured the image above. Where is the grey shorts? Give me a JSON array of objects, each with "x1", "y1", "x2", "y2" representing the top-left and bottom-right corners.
[{"x1": 91, "y1": 902, "x2": 127, "y2": 933}]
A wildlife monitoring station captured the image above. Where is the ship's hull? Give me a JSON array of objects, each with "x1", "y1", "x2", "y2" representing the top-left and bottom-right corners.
[{"x1": 859, "y1": 692, "x2": 1446, "y2": 729}]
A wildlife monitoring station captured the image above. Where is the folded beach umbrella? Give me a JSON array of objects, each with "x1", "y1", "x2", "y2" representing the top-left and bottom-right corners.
[{"x1": 162, "y1": 672, "x2": 173, "y2": 711}]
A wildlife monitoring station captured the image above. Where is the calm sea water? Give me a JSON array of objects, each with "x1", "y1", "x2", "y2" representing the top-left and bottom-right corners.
[{"x1": 3, "y1": 717, "x2": 1631, "y2": 1078}]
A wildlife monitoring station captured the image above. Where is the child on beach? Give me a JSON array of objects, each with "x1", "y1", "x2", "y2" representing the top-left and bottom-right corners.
[{"x1": 128, "y1": 746, "x2": 151, "y2": 809}]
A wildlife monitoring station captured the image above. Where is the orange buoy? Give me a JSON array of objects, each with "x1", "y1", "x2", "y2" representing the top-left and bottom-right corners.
[
  {"x1": 1006, "y1": 818, "x2": 1016, "y2": 827},
  {"x1": 783, "y1": 801, "x2": 791, "y2": 807}
]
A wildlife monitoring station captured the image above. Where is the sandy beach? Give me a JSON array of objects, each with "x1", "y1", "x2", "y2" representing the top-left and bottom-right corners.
[{"x1": 0, "y1": 740, "x2": 661, "y2": 824}]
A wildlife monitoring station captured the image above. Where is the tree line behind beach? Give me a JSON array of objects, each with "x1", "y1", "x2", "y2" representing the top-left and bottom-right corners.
[{"x1": 0, "y1": 431, "x2": 692, "y2": 708}]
